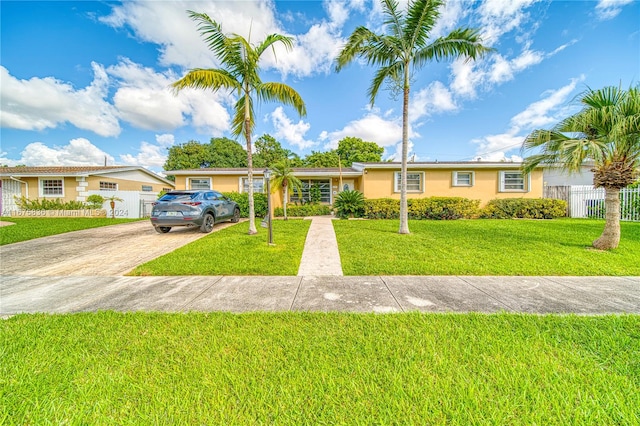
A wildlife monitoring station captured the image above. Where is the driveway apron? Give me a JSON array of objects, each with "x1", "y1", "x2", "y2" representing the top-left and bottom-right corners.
[{"x1": 0, "y1": 220, "x2": 237, "y2": 276}]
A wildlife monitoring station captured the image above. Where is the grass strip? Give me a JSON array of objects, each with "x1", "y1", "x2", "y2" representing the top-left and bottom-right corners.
[
  {"x1": 130, "y1": 219, "x2": 311, "y2": 276},
  {"x1": 334, "y1": 219, "x2": 640, "y2": 275},
  {"x1": 1, "y1": 312, "x2": 638, "y2": 425},
  {"x1": 0, "y1": 217, "x2": 142, "y2": 245}
]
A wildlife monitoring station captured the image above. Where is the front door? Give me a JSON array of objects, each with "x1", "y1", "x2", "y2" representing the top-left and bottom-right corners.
[{"x1": 341, "y1": 179, "x2": 355, "y2": 192}]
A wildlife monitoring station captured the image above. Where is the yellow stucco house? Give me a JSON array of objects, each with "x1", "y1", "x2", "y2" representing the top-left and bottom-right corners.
[
  {"x1": 167, "y1": 161, "x2": 543, "y2": 208},
  {"x1": 0, "y1": 166, "x2": 174, "y2": 217}
]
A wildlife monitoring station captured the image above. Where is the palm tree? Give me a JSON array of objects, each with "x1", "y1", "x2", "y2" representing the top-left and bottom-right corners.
[
  {"x1": 173, "y1": 11, "x2": 306, "y2": 234},
  {"x1": 336, "y1": 0, "x2": 491, "y2": 234},
  {"x1": 522, "y1": 85, "x2": 640, "y2": 250},
  {"x1": 269, "y1": 159, "x2": 303, "y2": 220}
]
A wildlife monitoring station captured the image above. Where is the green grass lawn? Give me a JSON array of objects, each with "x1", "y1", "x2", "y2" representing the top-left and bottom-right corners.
[
  {"x1": 130, "y1": 219, "x2": 311, "y2": 276},
  {"x1": 334, "y1": 219, "x2": 640, "y2": 276},
  {"x1": 1, "y1": 312, "x2": 638, "y2": 424},
  {"x1": 0, "y1": 217, "x2": 142, "y2": 245}
]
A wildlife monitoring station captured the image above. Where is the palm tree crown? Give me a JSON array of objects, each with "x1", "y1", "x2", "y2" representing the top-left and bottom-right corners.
[
  {"x1": 522, "y1": 85, "x2": 640, "y2": 249},
  {"x1": 269, "y1": 159, "x2": 303, "y2": 220},
  {"x1": 173, "y1": 11, "x2": 306, "y2": 234},
  {"x1": 336, "y1": 0, "x2": 491, "y2": 234}
]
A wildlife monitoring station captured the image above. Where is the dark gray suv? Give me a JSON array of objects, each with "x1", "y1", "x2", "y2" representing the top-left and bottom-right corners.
[{"x1": 150, "y1": 190, "x2": 240, "y2": 233}]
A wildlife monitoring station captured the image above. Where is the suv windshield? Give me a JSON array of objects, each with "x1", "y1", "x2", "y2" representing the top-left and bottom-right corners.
[{"x1": 158, "y1": 192, "x2": 199, "y2": 202}]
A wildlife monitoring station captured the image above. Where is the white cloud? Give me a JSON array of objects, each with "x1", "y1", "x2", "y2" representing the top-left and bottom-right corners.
[
  {"x1": 0, "y1": 64, "x2": 120, "y2": 137},
  {"x1": 409, "y1": 81, "x2": 458, "y2": 122},
  {"x1": 0, "y1": 138, "x2": 115, "y2": 166},
  {"x1": 269, "y1": 107, "x2": 316, "y2": 150},
  {"x1": 478, "y1": 0, "x2": 540, "y2": 46},
  {"x1": 509, "y1": 76, "x2": 584, "y2": 132},
  {"x1": 101, "y1": 0, "x2": 346, "y2": 78},
  {"x1": 595, "y1": 0, "x2": 633, "y2": 20},
  {"x1": 119, "y1": 134, "x2": 175, "y2": 169},
  {"x1": 472, "y1": 77, "x2": 584, "y2": 160},
  {"x1": 321, "y1": 109, "x2": 404, "y2": 149},
  {"x1": 107, "y1": 58, "x2": 232, "y2": 135}
]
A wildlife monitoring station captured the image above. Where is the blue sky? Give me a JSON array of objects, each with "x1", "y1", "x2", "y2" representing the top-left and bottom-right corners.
[{"x1": 1, "y1": 0, "x2": 638, "y2": 174}]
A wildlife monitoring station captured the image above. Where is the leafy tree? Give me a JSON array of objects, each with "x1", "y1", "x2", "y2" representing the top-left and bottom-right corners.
[
  {"x1": 336, "y1": 136, "x2": 384, "y2": 166},
  {"x1": 523, "y1": 85, "x2": 640, "y2": 250},
  {"x1": 269, "y1": 159, "x2": 303, "y2": 220},
  {"x1": 303, "y1": 150, "x2": 340, "y2": 167},
  {"x1": 254, "y1": 134, "x2": 287, "y2": 168},
  {"x1": 336, "y1": 0, "x2": 491, "y2": 234},
  {"x1": 173, "y1": 11, "x2": 306, "y2": 234},
  {"x1": 209, "y1": 137, "x2": 247, "y2": 168},
  {"x1": 163, "y1": 140, "x2": 211, "y2": 174}
]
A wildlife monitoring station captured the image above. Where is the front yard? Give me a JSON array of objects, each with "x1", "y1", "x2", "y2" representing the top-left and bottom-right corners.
[
  {"x1": 0, "y1": 217, "x2": 141, "y2": 245},
  {"x1": 131, "y1": 218, "x2": 640, "y2": 276},
  {"x1": 2, "y1": 312, "x2": 638, "y2": 424}
]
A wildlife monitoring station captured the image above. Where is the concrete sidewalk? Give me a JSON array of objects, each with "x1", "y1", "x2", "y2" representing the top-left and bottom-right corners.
[{"x1": 2, "y1": 275, "x2": 639, "y2": 316}]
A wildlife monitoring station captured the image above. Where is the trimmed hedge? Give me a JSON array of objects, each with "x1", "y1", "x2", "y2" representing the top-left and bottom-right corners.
[
  {"x1": 480, "y1": 198, "x2": 567, "y2": 219},
  {"x1": 15, "y1": 197, "x2": 90, "y2": 211},
  {"x1": 222, "y1": 192, "x2": 267, "y2": 218},
  {"x1": 274, "y1": 204, "x2": 333, "y2": 217},
  {"x1": 363, "y1": 197, "x2": 480, "y2": 220}
]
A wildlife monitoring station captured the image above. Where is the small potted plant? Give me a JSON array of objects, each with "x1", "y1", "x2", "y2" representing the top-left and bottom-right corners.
[{"x1": 103, "y1": 195, "x2": 124, "y2": 218}]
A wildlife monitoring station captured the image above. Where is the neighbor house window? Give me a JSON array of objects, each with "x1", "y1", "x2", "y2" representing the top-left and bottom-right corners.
[
  {"x1": 100, "y1": 181, "x2": 117, "y2": 191},
  {"x1": 499, "y1": 171, "x2": 527, "y2": 192},
  {"x1": 240, "y1": 177, "x2": 265, "y2": 194},
  {"x1": 394, "y1": 172, "x2": 423, "y2": 193},
  {"x1": 453, "y1": 171, "x2": 474, "y2": 187},
  {"x1": 189, "y1": 178, "x2": 211, "y2": 190},
  {"x1": 141, "y1": 185, "x2": 153, "y2": 192},
  {"x1": 40, "y1": 178, "x2": 64, "y2": 197}
]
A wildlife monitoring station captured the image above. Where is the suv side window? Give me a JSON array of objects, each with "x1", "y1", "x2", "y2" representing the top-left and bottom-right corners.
[
  {"x1": 212, "y1": 191, "x2": 223, "y2": 200},
  {"x1": 204, "y1": 192, "x2": 216, "y2": 200}
]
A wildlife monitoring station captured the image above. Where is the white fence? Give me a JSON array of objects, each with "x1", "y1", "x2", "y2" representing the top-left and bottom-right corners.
[
  {"x1": 87, "y1": 190, "x2": 158, "y2": 219},
  {"x1": 545, "y1": 185, "x2": 640, "y2": 221}
]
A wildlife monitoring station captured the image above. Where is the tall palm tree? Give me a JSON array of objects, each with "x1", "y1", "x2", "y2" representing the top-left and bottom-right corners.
[
  {"x1": 523, "y1": 85, "x2": 640, "y2": 250},
  {"x1": 269, "y1": 159, "x2": 303, "y2": 220},
  {"x1": 336, "y1": 0, "x2": 490, "y2": 234},
  {"x1": 173, "y1": 11, "x2": 306, "y2": 234}
]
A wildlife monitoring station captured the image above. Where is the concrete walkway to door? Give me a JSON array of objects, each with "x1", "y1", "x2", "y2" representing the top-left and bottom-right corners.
[{"x1": 297, "y1": 216, "x2": 343, "y2": 276}]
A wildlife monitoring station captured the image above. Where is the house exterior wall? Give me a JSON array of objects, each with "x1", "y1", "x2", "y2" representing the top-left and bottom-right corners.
[{"x1": 361, "y1": 167, "x2": 544, "y2": 206}]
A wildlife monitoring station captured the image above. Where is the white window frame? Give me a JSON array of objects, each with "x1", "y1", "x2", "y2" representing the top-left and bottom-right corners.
[
  {"x1": 499, "y1": 171, "x2": 529, "y2": 192},
  {"x1": 452, "y1": 171, "x2": 474, "y2": 187},
  {"x1": 394, "y1": 171, "x2": 424, "y2": 193},
  {"x1": 239, "y1": 177, "x2": 265, "y2": 194},
  {"x1": 39, "y1": 177, "x2": 64, "y2": 197},
  {"x1": 188, "y1": 177, "x2": 211, "y2": 190},
  {"x1": 99, "y1": 181, "x2": 118, "y2": 191}
]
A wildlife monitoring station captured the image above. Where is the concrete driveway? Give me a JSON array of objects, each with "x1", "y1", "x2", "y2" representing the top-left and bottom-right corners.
[{"x1": 0, "y1": 220, "x2": 238, "y2": 276}]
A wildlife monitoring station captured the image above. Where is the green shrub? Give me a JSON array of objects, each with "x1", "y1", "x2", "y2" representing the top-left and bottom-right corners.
[
  {"x1": 86, "y1": 194, "x2": 105, "y2": 209},
  {"x1": 14, "y1": 196, "x2": 90, "y2": 211},
  {"x1": 363, "y1": 198, "x2": 400, "y2": 219},
  {"x1": 363, "y1": 197, "x2": 480, "y2": 220},
  {"x1": 222, "y1": 192, "x2": 267, "y2": 218},
  {"x1": 407, "y1": 197, "x2": 480, "y2": 220},
  {"x1": 480, "y1": 198, "x2": 567, "y2": 219},
  {"x1": 274, "y1": 204, "x2": 332, "y2": 217},
  {"x1": 333, "y1": 190, "x2": 365, "y2": 219}
]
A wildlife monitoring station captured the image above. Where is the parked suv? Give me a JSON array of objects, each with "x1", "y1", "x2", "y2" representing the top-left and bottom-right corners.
[{"x1": 150, "y1": 190, "x2": 240, "y2": 233}]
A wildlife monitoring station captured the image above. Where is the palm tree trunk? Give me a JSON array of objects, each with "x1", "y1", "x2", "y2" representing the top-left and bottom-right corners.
[
  {"x1": 244, "y1": 88, "x2": 257, "y2": 235},
  {"x1": 283, "y1": 184, "x2": 288, "y2": 220},
  {"x1": 398, "y1": 62, "x2": 410, "y2": 234},
  {"x1": 593, "y1": 187, "x2": 621, "y2": 250}
]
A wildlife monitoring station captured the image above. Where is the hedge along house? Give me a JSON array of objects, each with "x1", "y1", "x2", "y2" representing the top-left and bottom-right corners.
[
  {"x1": 167, "y1": 161, "x2": 543, "y2": 209},
  {"x1": 0, "y1": 166, "x2": 175, "y2": 218}
]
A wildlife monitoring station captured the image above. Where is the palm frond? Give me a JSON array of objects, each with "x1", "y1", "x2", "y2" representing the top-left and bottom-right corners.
[
  {"x1": 405, "y1": 0, "x2": 442, "y2": 49},
  {"x1": 368, "y1": 62, "x2": 402, "y2": 105},
  {"x1": 231, "y1": 95, "x2": 255, "y2": 138},
  {"x1": 381, "y1": 0, "x2": 403, "y2": 39},
  {"x1": 413, "y1": 28, "x2": 493, "y2": 67},
  {"x1": 172, "y1": 69, "x2": 240, "y2": 94},
  {"x1": 258, "y1": 82, "x2": 307, "y2": 117},
  {"x1": 256, "y1": 34, "x2": 295, "y2": 58},
  {"x1": 335, "y1": 26, "x2": 380, "y2": 71}
]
